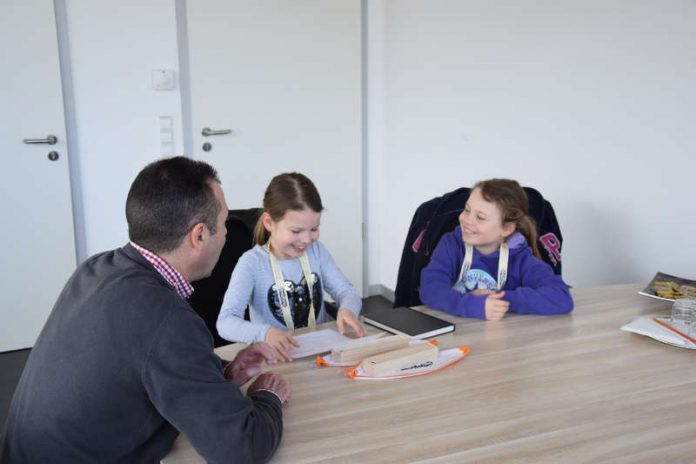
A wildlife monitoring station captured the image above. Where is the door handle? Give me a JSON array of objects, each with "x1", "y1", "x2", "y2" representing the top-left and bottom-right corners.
[
  {"x1": 23, "y1": 135, "x2": 58, "y2": 145},
  {"x1": 201, "y1": 127, "x2": 232, "y2": 136}
]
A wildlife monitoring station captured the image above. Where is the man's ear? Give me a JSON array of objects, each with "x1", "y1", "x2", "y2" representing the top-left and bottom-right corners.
[{"x1": 188, "y1": 222, "x2": 207, "y2": 248}]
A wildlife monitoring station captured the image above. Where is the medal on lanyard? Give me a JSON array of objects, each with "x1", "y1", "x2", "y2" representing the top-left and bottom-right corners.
[
  {"x1": 458, "y1": 242, "x2": 509, "y2": 290},
  {"x1": 265, "y1": 243, "x2": 317, "y2": 332}
]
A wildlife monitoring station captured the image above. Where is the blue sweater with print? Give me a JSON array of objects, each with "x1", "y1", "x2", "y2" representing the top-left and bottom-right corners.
[{"x1": 419, "y1": 228, "x2": 573, "y2": 319}]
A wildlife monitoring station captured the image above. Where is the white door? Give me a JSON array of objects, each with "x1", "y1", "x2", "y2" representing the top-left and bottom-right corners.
[
  {"x1": 186, "y1": 0, "x2": 364, "y2": 293},
  {"x1": 0, "y1": 1, "x2": 76, "y2": 351}
]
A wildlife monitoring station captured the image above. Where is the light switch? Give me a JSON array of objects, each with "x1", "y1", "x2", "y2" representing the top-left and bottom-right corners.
[
  {"x1": 159, "y1": 116, "x2": 174, "y2": 156},
  {"x1": 152, "y1": 69, "x2": 176, "y2": 91}
]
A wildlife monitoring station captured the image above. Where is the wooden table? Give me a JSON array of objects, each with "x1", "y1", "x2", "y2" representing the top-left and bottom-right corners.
[{"x1": 163, "y1": 284, "x2": 696, "y2": 463}]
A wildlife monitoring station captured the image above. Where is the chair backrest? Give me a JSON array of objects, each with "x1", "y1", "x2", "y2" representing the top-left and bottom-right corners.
[
  {"x1": 188, "y1": 208, "x2": 262, "y2": 347},
  {"x1": 393, "y1": 187, "x2": 563, "y2": 308}
]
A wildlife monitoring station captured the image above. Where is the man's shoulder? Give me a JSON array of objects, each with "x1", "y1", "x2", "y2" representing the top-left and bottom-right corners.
[
  {"x1": 79, "y1": 245, "x2": 185, "y2": 312},
  {"x1": 81, "y1": 244, "x2": 147, "y2": 274}
]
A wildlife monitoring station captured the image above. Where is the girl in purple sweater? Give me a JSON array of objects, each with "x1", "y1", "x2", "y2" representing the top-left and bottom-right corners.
[{"x1": 419, "y1": 179, "x2": 573, "y2": 320}]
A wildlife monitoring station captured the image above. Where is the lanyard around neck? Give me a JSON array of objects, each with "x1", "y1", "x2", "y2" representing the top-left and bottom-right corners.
[
  {"x1": 458, "y1": 242, "x2": 509, "y2": 290},
  {"x1": 265, "y1": 243, "x2": 316, "y2": 332}
]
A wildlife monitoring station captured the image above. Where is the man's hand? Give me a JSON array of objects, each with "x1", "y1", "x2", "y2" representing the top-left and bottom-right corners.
[
  {"x1": 223, "y1": 343, "x2": 278, "y2": 386},
  {"x1": 264, "y1": 328, "x2": 299, "y2": 362},
  {"x1": 485, "y1": 292, "x2": 510, "y2": 321},
  {"x1": 336, "y1": 308, "x2": 366, "y2": 337},
  {"x1": 247, "y1": 372, "x2": 291, "y2": 405}
]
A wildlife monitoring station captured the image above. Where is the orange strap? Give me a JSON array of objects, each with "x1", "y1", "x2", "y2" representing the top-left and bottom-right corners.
[{"x1": 653, "y1": 317, "x2": 696, "y2": 344}]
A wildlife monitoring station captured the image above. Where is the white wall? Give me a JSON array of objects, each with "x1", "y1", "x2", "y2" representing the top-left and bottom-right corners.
[
  {"x1": 365, "y1": 0, "x2": 387, "y2": 296},
  {"x1": 367, "y1": 0, "x2": 696, "y2": 291},
  {"x1": 63, "y1": 0, "x2": 184, "y2": 259},
  {"x1": 58, "y1": 0, "x2": 696, "y2": 291}
]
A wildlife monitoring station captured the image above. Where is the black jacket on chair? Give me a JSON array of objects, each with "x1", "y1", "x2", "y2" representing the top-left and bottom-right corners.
[
  {"x1": 394, "y1": 187, "x2": 563, "y2": 308},
  {"x1": 188, "y1": 208, "x2": 262, "y2": 347}
]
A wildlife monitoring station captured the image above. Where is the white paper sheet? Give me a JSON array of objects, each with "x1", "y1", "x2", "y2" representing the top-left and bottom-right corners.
[
  {"x1": 291, "y1": 329, "x2": 352, "y2": 359},
  {"x1": 621, "y1": 316, "x2": 696, "y2": 349}
]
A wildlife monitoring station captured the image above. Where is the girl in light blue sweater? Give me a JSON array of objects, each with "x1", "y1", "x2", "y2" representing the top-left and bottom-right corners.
[{"x1": 217, "y1": 173, "x2": 364, "y2": 361}]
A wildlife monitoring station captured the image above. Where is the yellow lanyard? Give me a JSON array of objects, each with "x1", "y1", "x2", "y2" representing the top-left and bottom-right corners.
[
  {"x1": 458, "y1": 242, "x2": 509, "y2": 291},
  {"x1": 265, "y1": 243, "x2": 316, "y2": 332}
]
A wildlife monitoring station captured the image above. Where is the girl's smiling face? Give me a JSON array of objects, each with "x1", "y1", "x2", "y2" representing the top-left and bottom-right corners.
[
  {"x1": 458, "y1": 187, "x2": 515, "y2": 255},
  {"x1": 264, "y1": 208, "x2": 321, "y2": 259}
]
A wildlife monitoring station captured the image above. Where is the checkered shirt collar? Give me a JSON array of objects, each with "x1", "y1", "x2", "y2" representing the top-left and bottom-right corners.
[{"x1": 129, "y1": 242, "x2": 194, "y2": 299}]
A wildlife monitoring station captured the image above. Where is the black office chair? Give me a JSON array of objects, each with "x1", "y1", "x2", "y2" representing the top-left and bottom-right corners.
[
  {"x1": 188, "y1": 208, "x2": 262, "y2": 347},
  {"x1": 393, "y1": 187, "x2": 563, "y2": 308}
]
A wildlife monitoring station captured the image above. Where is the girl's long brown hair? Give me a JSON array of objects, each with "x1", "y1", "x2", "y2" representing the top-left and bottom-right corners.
[
  {"x1": 474, "y1": 179, "x2": 541, "y2": 259},
  {"x1": 254, "y1": 172, "x2": 324, "y2": 245}
]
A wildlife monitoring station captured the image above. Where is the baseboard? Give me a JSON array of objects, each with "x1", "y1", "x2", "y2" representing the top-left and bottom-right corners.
[{"x1": 367, "y1": 284, "x2": 394, "y2": 302}]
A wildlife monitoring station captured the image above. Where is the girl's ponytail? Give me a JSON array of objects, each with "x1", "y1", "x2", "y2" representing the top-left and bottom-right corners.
[
  {"x1": 518, "y1": 215, "x2": 541, "y2": 259},
  {"x1": 254, "y1": 217, "x2": 271, "y2": 246}
]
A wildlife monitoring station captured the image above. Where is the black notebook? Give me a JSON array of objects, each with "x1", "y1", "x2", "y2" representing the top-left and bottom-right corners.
[{"x1": 362, "y1": 306, "x2": 455, "y2": 339}]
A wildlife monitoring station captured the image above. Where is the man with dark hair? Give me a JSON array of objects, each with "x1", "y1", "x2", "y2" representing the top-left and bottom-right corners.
[{"x1": 1, "y1": 156, "x2": 290, "y2": 463}]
